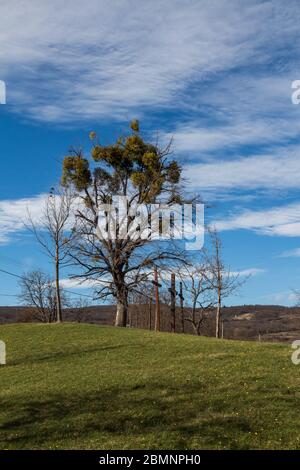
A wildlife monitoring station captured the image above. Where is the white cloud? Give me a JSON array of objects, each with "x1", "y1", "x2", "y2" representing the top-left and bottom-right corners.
[
  {"x1": 169, "y1": 116, "x2": 300, "y2": 154},
  {"x1": 0, "y1": 194, "x2": 47, "y2": 243},
  {"x1": 260, "y1": 290, "x2": 298, "y2": 305},
  {"x1": 232, "y1": 268, "x2": 266, "y2": 277},
  {"x1": 184, "y1": 146, "x2": 300, "y2": 195},
  {"x1": 59, "y1": 278, "x2": 107, "y2": 289},
  {"x1": 1, "y1": 1, "x2": 300, "y2": 122},
  {"x1": 165, "y1": 73, "x2": 300, "y2": 155},
  {"x1": 215, "y1": 202, "x2": 300, "y2": 236},
  {"x1": 278, "y1": 247, "x2": 300, "y2": 258}
]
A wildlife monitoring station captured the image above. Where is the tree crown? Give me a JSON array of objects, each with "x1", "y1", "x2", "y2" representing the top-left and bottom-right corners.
[{"x1": 62, "y1": 121, "x2": 181, "y2": 203}]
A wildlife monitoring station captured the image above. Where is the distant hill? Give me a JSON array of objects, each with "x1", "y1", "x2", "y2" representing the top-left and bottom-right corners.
[
  {"x1": 1, "y1": 303, "x2": 300, "y2": 343},
  {"x1": 0, "y1": 305, "x2": 115, "y2": 325}
]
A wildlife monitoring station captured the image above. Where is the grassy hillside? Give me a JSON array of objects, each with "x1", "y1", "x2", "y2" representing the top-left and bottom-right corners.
[{"x1": 0, "y1": 323, "x2": 299, "y2": 450}]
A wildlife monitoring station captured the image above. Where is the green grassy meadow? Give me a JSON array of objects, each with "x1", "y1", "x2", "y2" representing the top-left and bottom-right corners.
[{"x1": 0, "y1": 323, "x2": 299, "y2": 449}]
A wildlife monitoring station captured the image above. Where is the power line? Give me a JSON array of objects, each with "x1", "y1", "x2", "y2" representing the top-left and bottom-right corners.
[
  {"x1": 65, "y1": 290, "x2": 96, "y2": 300},
  {"x1": 0, "y1": 268, "x2": 23, "y2": 279},
  {"x1": 0, "y1": 268, "x2": 96, "y2": 300},
  {"x1": 0, "y1": 293, "x2": 19, "y2": 298}
]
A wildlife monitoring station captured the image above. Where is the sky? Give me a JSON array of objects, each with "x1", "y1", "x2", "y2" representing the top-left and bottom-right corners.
[{"x1": 1, "y1": 0, "x2": 300, "y2": 306}]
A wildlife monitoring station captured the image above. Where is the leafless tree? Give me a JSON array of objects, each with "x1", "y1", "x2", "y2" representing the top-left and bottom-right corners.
[
  {"x1": 18, "y1": 270, "x2": 68, "y2": 323},
  {"x1": 127, "y1": 282, "x2": 155, "y2": 329},
  {"x1": 178, "y1": 263, "x2": 214, "y2": 335},
  {"x1": 290, "y1": 289, "x2": 300, "y2": 309},
  {"x1": 205, "y1": 228, "x2": 244, "y2": 338},
  {"x1": 69, "y1": 297, "x2": 91, "y2": 323},
  {"x1": 26, "y1": 187, "x2": 75, "y2": 323},
  {"x1": 61, "y1": 122, "x2": 190, "y2": 328},
  {"x1": 128, "y1": 282, "x2": 153, "y2": 305}
]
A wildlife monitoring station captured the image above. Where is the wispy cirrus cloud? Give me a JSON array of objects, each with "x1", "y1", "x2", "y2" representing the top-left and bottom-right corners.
[
  {"x1": 183, "y1": 145, "x2": 300, "y2": 198},
  {"x1": 0, "y1": 194, "x2": 47, "y2": 244},
  {"x1": 169, "y1": 115, "x2": 300, "y2": 155},
  {"x1": 164, "y1": 71, "x2": 299, "y2": 155},
  {"x1": 260, "y1": 290, "x2": 298, "y2": 305},
  {"x1": 232, "y1": 268, "x2": 266, "y2": 277},
  {"x1": 1, "y1": 1, "x2": 300, "y2": 123},
  {"x1": 278, "y1": 247, "x2": 300, "y2": 258},
  {"x1": 215, "y1": 202, "x2": 300, "y2": 237}
]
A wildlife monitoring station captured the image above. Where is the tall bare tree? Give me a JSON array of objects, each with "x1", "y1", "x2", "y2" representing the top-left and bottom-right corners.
[
  {"x1": 27, "y1": 187, "x2": 74, "y2": 323},
  {"x1": 205, "y1": 228, "x2": 243, "y2": 338},
  {"x1": 61, "y1": 121, "x2": 187, "y2": 327}
]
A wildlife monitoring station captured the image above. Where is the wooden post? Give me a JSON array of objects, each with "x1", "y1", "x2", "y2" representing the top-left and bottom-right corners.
[
  {"x1": 221, "y1": 321, "x2": 224, "y2": 339},
  {"x1": 179, "y1": 281, "x2": 184, "y2": 333},
  {"x1": 170, "y1": 273, "x2": 176, "y2": 333},
  {"x1": 149, "y1": 288, "x2": 153, "y2": 331},
  {"x1": 154, "y1": 267, "x2": 160, "y2": 332}
]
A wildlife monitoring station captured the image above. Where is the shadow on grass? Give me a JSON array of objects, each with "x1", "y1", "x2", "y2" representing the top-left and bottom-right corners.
[
  {"x1": 0, "y1": 382, "x2": 254, "y2": 449},
  {"x1": 8, "y1": 344, "x2": 137, "y2": 366}
]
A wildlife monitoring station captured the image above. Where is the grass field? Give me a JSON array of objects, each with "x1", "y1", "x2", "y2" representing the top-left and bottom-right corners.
[{"x1": 0, "y1": 323, "x2": 299, "y2": 449}]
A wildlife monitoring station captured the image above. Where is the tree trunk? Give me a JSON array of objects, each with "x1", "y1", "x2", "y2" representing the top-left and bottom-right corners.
[
  {"x1": 148, "y1": 295, "x2": 152, "y2": 330},
  {"x1": 154, "y1": 267, "x2": 160, "y2": 332},
  {"x1": 55, "y1": 252, "x2": 62, "y2": 323},
  {"x1": 192, "y1": 322, "x2": 201, "y2": 336},
  {"x1": 170, "y1": 273, "x2": 176, "y2": 333},
  {"x1": 115, "y1": 291, "x2": 128, "y2": 327},
  {"x1": 179, "y1": 282, "x2": 184, "y2": 333},
  {"x1": 215, "y1": 291, "x2": 221, "y2": 338}
]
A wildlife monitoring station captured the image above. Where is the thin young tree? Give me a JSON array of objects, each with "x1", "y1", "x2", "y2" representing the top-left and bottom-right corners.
[
  {"x1": 61, "y1": 120, "x2": 186, "y2": 327},
  {"x1": 205, "y1": 228, "x2": 243, "y2": 338},
  {"x1": 178, "y1": 263, "x2": 214, "y2": 336},
  {"x1": 69, "y1": 297, "x2": 91, "y2": 323},
  {"x1": 27, "y1": 187, "x2": 74, "y2": 323}
]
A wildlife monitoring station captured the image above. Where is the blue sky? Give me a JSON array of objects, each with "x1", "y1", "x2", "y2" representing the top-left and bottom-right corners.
[{"x1": 1, "y1": 0, "x2": 300, "y2": 306}]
